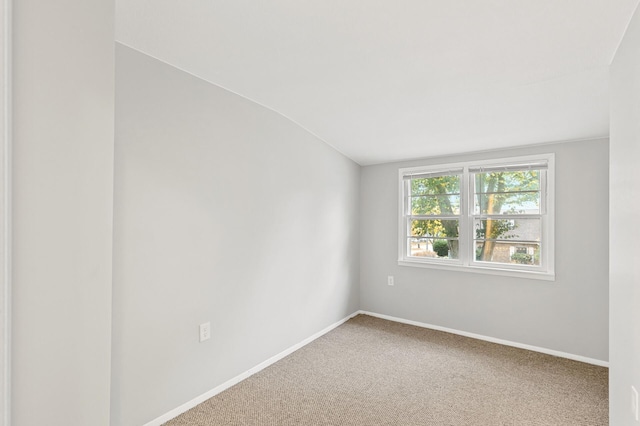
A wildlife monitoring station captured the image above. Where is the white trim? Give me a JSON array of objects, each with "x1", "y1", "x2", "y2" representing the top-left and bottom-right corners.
[
  {"x1": 359, "y1": 311, "x2": 609, "y2": 368},
  {"x1": 142, "y1": 311, "x2": 360, "y2": 426},
  {"x1": 397, "y1": 260, "x2": 556, "y2": 281},
  {"x1": 0, "y1": 0, "x2": 11, "y2": 424}
]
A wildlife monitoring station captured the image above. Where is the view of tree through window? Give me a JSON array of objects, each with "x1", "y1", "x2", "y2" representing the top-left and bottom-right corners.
[
  {"x1": 409, "y1": 174, "x2": 460, "y2": 259},
  {"x1": 473, "y1": 169, "x2": 541, "y2": 265},
  {"x1": 400, "y1": 155, "x2": 553, "y2": 277}
]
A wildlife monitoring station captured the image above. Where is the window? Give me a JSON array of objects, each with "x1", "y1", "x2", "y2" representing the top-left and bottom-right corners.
[{"x1": 398, "y1": 154, "x2": 554, "y2": 280}]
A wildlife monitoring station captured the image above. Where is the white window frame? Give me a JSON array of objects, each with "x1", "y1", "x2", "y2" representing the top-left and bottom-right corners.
[{"x1": 398, "y1": 154, "x2": 555, "y2": 281}]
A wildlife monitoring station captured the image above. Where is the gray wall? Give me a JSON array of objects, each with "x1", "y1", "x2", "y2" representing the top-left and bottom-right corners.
[
  {"x1": 112, "y1": 44, "x2": 360, "y2": 426},
  {"x1": 12, "y1": 0, "x2": 114, "y2": 425},
  {"x1": 610, "y1": 3, "x2": 640, "y2": 423},
  {"x1": 360, "y1": 139, "x2": 609, "y2": 362}
]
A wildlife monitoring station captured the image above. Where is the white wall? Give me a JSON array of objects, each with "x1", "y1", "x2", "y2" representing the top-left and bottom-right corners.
[
  {"x1": 610, "y1": 3, "x2": 640, "y2": 424},
  {"x1": 0, "y1": 0, "x2": 10, "y2": 422},
  {"x1": 11, "y1": 0, "x2": 115, "y2": 425},
  {"x1": 360, "y1": 139, "x2": 609, "y2": 362},
  {"x1": 112, "y1": 44, "x2": 360, "y2": 426}
]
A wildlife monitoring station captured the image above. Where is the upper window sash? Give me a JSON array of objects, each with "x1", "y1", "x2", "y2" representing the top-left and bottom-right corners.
[{"x1": 471, "y1": 167, "x2": 546, "y2": 217}]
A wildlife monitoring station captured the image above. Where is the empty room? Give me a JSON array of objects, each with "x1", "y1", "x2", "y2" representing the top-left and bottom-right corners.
[{"x1": 5, "y1": 1, "x2": 640, "y2": 426}]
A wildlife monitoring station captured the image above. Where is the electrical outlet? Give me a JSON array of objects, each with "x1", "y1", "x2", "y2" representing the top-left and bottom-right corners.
[
  {"x1": 632, "y1": 386, "x2": 639, "y2": 422},
  {"x1": 199, "y1": 322, "x2": 211, "y2": 342},
  {"x1": 387, "y1": 276, "x2": 394, "y2": 286}
]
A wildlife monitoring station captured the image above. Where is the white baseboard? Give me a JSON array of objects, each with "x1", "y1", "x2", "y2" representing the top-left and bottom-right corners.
[
  {"x1": 358, "y1": 310, "x2": 609, "y2": 368},
  {"x1": 143, "y1": 311, "x2": 361, "y2": 426},
  {"x1": 144, "y1": 308, "x2": 607, "y2": 425}
]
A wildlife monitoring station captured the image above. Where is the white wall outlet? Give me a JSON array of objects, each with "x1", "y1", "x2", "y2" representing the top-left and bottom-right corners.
[
  {"x1": 199, "y1": 322, "x2": 211, "y2": 342},
  {"x1": 387, "y1": 276, "x2": 394, "y2": 286},
  {"x1": 632, "y1": 385, "x2": 639, "y2": 422}
]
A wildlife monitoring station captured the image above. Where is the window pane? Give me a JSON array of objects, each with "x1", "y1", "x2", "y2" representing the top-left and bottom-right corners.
[
  {"x1": 474, "y1": 192, "x2": 540, "y2": 215},
  {"x1": 474, "y1": 170, "x2": 541, "y2": 214},
  {"x1": 411, "y1": 175, "x2": 460, "y2": 196},
  {"x1": 474, "y1": 218, "x2": 541, "y2": 266},
  {"x1": 474, "y1": 241, "x2": 540, "y2": 266},
  {"x1": 473, "y1": 218, "x2": 540, "y2": 242},
  {"x1": 411, "y1": 219, "x2": 459, "y2": 238},
  {"x1": 409, "y1": 237, "x2": 459, "y2": 259},
  {"x1": 411, "y1": 194, "x2": 460, "y2": 215},
  {"x1": 475, "y1": 170, "x2": 540, "y2": 193}
]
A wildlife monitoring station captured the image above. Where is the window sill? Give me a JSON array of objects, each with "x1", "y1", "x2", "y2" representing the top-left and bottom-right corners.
[{"x1": 397, "y1": 259, "x2": 555, "y2": 281}]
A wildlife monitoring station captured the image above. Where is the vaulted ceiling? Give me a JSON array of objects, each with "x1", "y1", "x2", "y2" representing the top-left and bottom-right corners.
[{"x1": 116, "y1": 0, "x2": 640, "y2": 165}]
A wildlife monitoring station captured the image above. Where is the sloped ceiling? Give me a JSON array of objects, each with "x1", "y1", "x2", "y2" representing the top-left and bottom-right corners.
[{"x1": 116, "y1": 0, "x2": 640, "y2": 165}]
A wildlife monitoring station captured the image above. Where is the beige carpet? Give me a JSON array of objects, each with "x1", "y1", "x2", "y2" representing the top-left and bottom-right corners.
[{"x1": 164, "y1": 315, "x2": 608, "y2": 426}]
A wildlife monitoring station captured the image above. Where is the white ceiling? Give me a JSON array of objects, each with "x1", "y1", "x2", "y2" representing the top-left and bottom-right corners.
[{"x1": 116, "y1": 0, "x2": 640, "y2": 165}]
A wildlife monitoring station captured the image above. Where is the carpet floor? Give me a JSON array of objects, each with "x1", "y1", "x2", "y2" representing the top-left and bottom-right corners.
[{"x1": 163, "y1": 314, "x2": 608, "y2": 426}]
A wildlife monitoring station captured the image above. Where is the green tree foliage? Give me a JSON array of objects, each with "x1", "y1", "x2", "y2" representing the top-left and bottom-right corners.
[
  {"x1": 410, "y1": 175, "x2": 460, "y2": 257},
  {"x1": 511, "y1": 252, "x2": 534, "y2": 264},
  {"x1": 410, "y1": 170, "x2": 540, "y2": 262},
  {"x1": 475, "y1": 170, "x2": 539, "y2": 261},
  {"x1": 432, "y1": 240, "x2": 449, "y2": 257}
]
